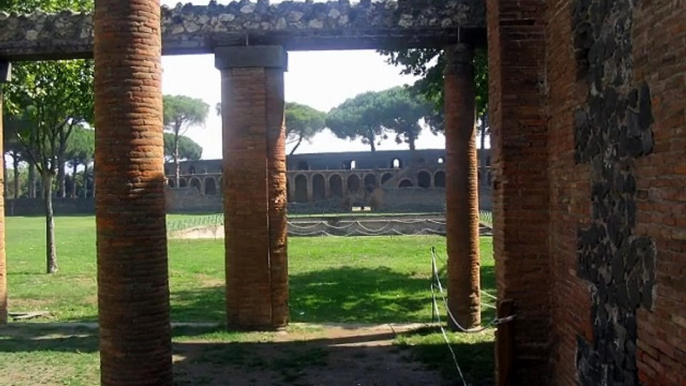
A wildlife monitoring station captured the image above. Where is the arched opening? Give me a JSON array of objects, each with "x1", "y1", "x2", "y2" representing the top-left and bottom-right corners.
[
  {"x1": 168, "y1": 179, "x2": 176, "y2": 188},
  {"x1": 329, "y1": 175, "x2": 343, "y2": 197},
  {"x1": 294, "y1": 174, "x2": 308, "y2": 203},
  {"x1": 418, "y1": 171, "x2": 431, "y2": 188},
  {"x1": 179, "y1": 178, "x2": 188, "y2": 188},
  {"x1": 398, "y1": 179, "x2": 413, "y2": 188},
  {"x1": 189, "y1": 166, "x2": 196, "y2": 175},
  {"x1": 434, "y1": 171, "x2": 446, "y2": 188},
  {"x1": 190, "y1": 178, "x2": 202, "y2": 193},
  {"x1": 438, "y1": 157, "x2": 444, "y2": 164},
  {"x1": 297, "y1": 161, "x2": 309, "y2": 171},
  {"x1": 391, "y1": 158, "x2": 402, "y2": 168},
  {"x1": 350, "y1": 160, "x2": 356, "y2": 170},
  {"x1": 205, "y1": 178, "x2": 217, "y2": 195},
  {"x1": 381, "y1": 173, "x2": 393, "y2": 185},
  {"x1": 347, "y1": 175, "x2": 360, "y2": 193},
  {"x1": 364, "y1": 174, "x2": 377, "y2": 192},
  {"x1": 312, "y1": 174, "x2": 326, "y2": 201}
]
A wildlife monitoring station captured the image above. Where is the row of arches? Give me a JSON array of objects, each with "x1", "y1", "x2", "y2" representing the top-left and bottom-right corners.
[{"x1": 167, "y1": 176, "x2": 219, "y2": 196}]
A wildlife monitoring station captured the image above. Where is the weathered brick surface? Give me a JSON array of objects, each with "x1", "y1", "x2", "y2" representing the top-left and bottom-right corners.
[
  {"x1": 545, "y1": 0, "x2": 686, "y2": 385},
  {"x1": 93, "y1": 0, "x2": 172, "y2": 385},
  {"x1": 0, "y1": 89, "x2": 6, "y2": 326},
  {"x1": 218, "y1": 52, "x2": 288, "y2": 328},
  {"x1": 444, "y1": 44, "x2": 481, "y2": 329},
  {"x1": 487, "y1": 0, "x2": 552, "y2": 384}
]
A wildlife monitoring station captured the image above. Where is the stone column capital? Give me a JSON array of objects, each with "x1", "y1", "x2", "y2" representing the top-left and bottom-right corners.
[
  {"x1": 214, "y1": 45, "x2": 288, "y2": 71},
  {"x1": 0, "y1": 61, "x2": 11, "y2": 83},
  {"x1": 443, "y1": 43, "x2": 473, "y2": 76}
]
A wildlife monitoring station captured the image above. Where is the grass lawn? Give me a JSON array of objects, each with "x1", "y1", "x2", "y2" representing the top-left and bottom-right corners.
[{"x1": 2, "y1": 215, "x2": 496, "y2": 385}]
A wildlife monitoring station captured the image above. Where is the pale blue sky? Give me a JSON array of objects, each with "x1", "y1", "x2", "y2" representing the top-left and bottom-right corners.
[{"x1": 160, "y1": 0, "x2": 447, "y2": 160}]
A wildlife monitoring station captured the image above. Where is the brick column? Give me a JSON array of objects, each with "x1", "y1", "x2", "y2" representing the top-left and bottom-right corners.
[
  {"x1": 94, "y1": 1, "x2": 172, "y2": 385},
  {"x1": 215, "y1": 46, "x2": 289, "y2": 329},
  {"x1": 444, "y1": 44, "x2": 481, "y2": 330},
  {"x1": 0, "y1": 61, "x2": 9, "y2": 326}
]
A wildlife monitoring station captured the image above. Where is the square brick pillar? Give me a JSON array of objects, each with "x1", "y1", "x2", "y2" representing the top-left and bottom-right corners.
[
  {"x1": 215, "y1": 46, "x2": 289, "y2": 329},
  {"x1": 0, "y1": 61, "x2": 9, "y2": 326},
  {"x1": 444, "y1": 44, "x2": 481, "y2": 330},
  {"x1": 487, "y1": 0, "x2": 551, "y2": 384}
]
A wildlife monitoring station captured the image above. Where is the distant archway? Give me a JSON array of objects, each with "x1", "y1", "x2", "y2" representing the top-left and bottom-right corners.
[
  {"x1": 295, "y1": 174, "x2": 308, "y2": 203},
  {"x1": 364, "y1": 174, "x2": 377, "y2": 192},
  {"x1": 434, "y1": 171, "x2": 446, "y2": 188},
  {"x1": 190, "y1": 178, "x2": 202, "y2": 193},
  {"x1": 313, "y1": 174, "x2": 326, "y2": 201},
  {"x1": 391, "y1": 158, "x2": 402, "y2": 168},
  {"x1": 398, "y1": 179, "x2": 413, "y2": 188},
  {"x1": 179, "y1": 178, "x2": 188, "y2": 188},
  {"x1": 347, "y1": 175, "x2": 360, "y2": 193},
  {"x1": 330, "y1": 175, "x2": 343, "y2": 197},
  {"x1": 205, "y1": 178, "x2": 217, "y2": 195},
  {"x1": 168, "y1": 179, "x2": 176, "y2": 188},
  {"x1": 418, "y1": 171, "x2": 431, "y2": 188},
  {"x1": 350, "y1": 160, "x2": 357, "y2": 170},
  {"x1": 381, "y1": 173, "x2": 393, "y2": 185},
  {"x1": 438, "y1": 157, "x2": 444, "y2": 164}
]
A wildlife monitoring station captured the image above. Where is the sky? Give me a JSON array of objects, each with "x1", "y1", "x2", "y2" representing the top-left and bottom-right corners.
[{"x1": 159, "y1": 0, "x2": 447, "y2": 160}]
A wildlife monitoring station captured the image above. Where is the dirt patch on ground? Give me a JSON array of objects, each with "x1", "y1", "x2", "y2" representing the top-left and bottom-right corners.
[{"x1": 173, "y1": 323, "x2": 444, "y2": 386}]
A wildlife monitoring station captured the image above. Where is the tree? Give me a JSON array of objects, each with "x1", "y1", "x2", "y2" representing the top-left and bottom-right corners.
[
  {"x1": 3, "y1": 114, "x2": 25, "y2": 199},
  {"x1": 4, "y1": 60, "x2": 94, "y2": 274},
  {"x1": 163, "y1": 133, "x2": 202, "y2": 163},
  {"x1": 285, "y1": 102, "x2": 326, "y2": 155},
  {"x1": 326, "y1": 92, "x2": 387, "y2": 152},
  {"x1": 65, "y1": 125, "x2": 94, "y2": 198},
  {"x1": 376, "y1": 86, "x2": 434, "y2": 151},
  {"x1": 163, "y1": 95, "x2": 209, "y2": 184}
]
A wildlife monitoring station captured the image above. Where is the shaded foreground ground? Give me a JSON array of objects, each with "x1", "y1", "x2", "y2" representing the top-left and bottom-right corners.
[{"x1": 0, "y1": 323, "x2": 495, "y2": 386}]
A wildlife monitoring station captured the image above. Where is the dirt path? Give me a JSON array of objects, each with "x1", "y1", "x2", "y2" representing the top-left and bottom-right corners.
[{"x1": 173, "y1": 323, "x2": 445, "y2": 386}]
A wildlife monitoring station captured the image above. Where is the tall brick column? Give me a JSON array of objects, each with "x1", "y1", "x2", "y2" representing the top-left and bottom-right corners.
[
  {"x1": 215, "y1": 46, "x2": 289, "y2": 329},
  {"x1": 444, "y1": 44, "x2": 481, "y2": 330},
  {"x1": 0, "y1": 61, "x2": 9, "y2": 326},
  {"x1": 94, "y1": 1, "x2": 172, "y2": 385}
]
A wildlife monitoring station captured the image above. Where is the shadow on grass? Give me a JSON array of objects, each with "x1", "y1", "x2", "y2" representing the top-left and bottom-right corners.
[{"x1": 170, "y1": 264, "x2": 497, "y2": 324}]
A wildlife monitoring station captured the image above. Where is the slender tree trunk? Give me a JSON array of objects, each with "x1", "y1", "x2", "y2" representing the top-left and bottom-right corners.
[
  {"x1": 57, "y1": 156, "x2": 66, "y2": 198},
  {"x1": 12, "y1": 156, "x2": 19, "y2": 199},
  {"x1": 409, "y1": 135, "x2": 416, "y2": 151},
  {"x1": 479, "y1": 118, "x2": 488, "y2": 188},
  {"x1": 2, "y1": 157, "x2": 7, "y2": 198},
  {"x1": 370, "y1": 136, "x2": 376, "y2": 152},
  {"x1": 43, "y1": 173, "x2": 58, "y2": 274},
  {"x1": 289, "y1": 136, "x2": 303, "y2": 156},
  {"x1": 174, "y1": 142, "x2": 180, "y2": 186},
  {"x1": 82, "y1": 164, "x2": 88, "y2": 198},
  {"x1": 28, "y1": 162, "x2": 36, "y2": 198},
  {"x1": 71, "y1": 162, "x2": 78, "y2": 198}
]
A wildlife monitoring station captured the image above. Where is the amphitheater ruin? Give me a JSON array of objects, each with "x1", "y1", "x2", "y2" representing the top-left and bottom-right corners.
[{"x1": 0, "y1": 0, "x2": 683, "y2": 386}]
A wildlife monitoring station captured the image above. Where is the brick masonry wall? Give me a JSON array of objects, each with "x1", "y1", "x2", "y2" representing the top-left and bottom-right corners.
[
  {"x1": 546, "y1": 0, "x2": 686, "y2": 385},
  {"x1": 487, "y1": 0, "x2": 552, "y2": 384}
]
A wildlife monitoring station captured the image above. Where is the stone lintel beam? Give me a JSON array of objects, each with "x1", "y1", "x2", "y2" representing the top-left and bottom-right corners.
[
  {"x1": 0, "y1": 0, "x2": 485, "y2": 61},
  {"x1": 214, "y1": 45, "x2": 287, "y2": 71}
]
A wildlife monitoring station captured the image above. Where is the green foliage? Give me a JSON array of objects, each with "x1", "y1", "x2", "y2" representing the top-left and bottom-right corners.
[
  {"x1": 285, "y1": 102, "x2": 326, "y2": 154},
  {"x1": 163, "y1": 132, "x2": 202, "y2": 162},
  {"x1": 163, "y1": 95, "x2": 209, "y2": 136},
  {"x1": 0, "y1": 0, "x2": 92, "y2": 12},
  {"x1": 379, "y1": 48, "x2": 489, "y2": 128},
  {"x1": 375, "y1": 86, "x2": 434, "y2": 150},
  {"x1": 65, "y1": 125, "x2": 94, "y2": 166},
  {"x1": 326, "y1": 91, "x2": 388, "y2": 152}
]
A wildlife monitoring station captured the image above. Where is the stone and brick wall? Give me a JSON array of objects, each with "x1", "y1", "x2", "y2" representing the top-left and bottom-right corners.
[{"x1": 546, "y1": 0, "x2": 686, "y2": 385}]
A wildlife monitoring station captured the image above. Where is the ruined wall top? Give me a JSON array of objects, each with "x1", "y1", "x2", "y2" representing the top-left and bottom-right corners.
[{"x1": 0, "y1": 0, "x2": 485, "y2": 61}]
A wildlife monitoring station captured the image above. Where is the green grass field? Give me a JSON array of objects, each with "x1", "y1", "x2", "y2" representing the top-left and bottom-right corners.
[{"x1": 2, "y1": 215, "x2": 496, "y2": 385}]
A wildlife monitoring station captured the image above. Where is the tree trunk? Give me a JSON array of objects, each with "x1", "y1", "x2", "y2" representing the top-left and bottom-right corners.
[
  {"x1": 72, "y1": 161, "x2": 78, "y2": 198},
  {"x1": 82, "y1": 164, "x2": 88, "y2": 198},
  {"x1": 289, "y1": 136, "x2": 303, "y2": 156},
  {"x1": 2, "y1": 157, "x2": 7, "y2": 198},
  {"x1": 174, "y1": 142, "x2": 180, "y2": 186},
  {"x1": 57, "y1": 156, "x2": 66, "y2": 198},
  {"x1": 370, "y1": 136, "x2": 376, "y2": 152},
  {"x1": 409, "y1": 134, "x2": 416, "y2": 151},
  {"x1": 479, "y1": 118, "x2": 488, "y2": 188},
  {"x1": 12, "y1": 156, "x2": 19, "y2": 199},
  {"x1": 43, "y1": 173, "x2": 58, "y2": 274},
  {"x1": 28, "y1": 162, "x2": 36, "y2": 198}
]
